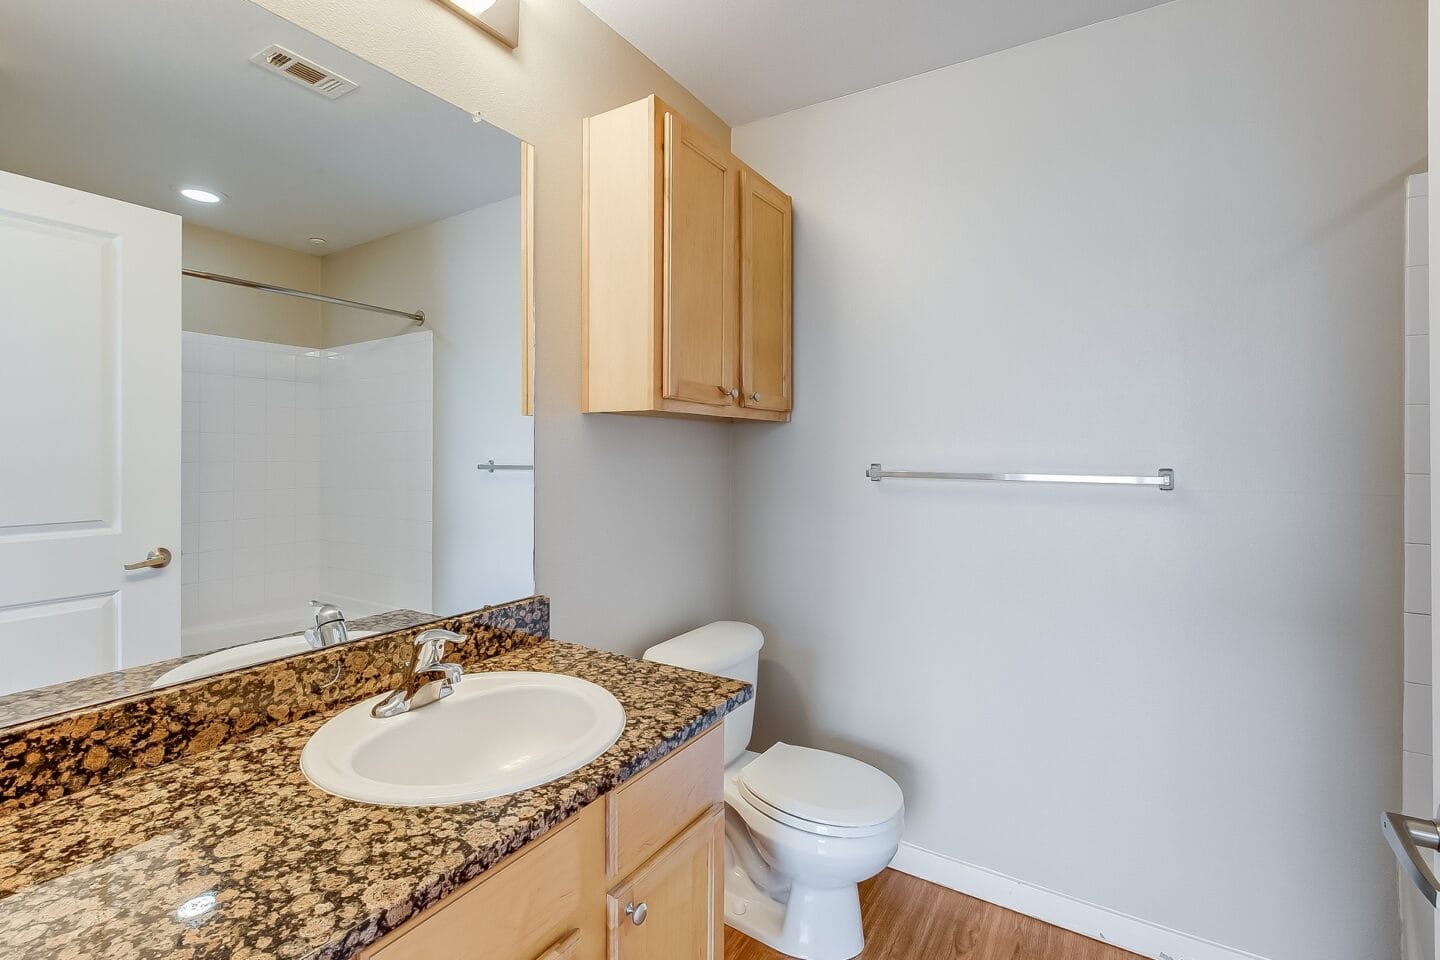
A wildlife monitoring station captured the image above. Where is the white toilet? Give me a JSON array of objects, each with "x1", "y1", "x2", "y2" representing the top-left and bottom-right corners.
[{"x1": 644, "y1": 622, "x2": 904, "y2": 960}]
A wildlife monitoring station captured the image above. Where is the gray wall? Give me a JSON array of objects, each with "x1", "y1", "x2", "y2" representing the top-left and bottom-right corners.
[{"x1": 731, "y1": 0, "x2": 1423, "y2": 956}]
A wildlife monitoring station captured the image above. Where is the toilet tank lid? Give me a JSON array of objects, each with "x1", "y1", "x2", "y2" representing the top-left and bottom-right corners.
[{"x1": 642, "y1": 621, "x2": 764, "y2": 675}]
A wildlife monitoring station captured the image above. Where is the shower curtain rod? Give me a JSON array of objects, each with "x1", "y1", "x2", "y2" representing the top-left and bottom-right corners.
[{"x1": 182, "y1": 269, "x2": 426, "y2": 326}]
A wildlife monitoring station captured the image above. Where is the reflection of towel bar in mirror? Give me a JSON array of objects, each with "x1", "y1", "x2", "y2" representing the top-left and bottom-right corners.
[
  {"x1": 182, "y1": 269, "x2": 426, "y2": 326},
  {"x1": 477, "y1": 460, "x2": 535, "y2": 473}
]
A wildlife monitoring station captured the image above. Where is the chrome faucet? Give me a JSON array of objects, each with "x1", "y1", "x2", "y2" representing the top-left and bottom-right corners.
[
  {"x1": 371, "y1": 629, "x2": 465, "y2": 718},
  {"x1": 306, "y1": 600, "x2": 350, "y2": 650}
]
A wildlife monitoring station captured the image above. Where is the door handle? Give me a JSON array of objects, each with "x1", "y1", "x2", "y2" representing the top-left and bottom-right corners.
[
  {"x1": 123, "y1": 547, "x2": 172, "y2": 571},
  {"x1": 1384, "y1": 811, "x2": 1440, "y2": 905}
]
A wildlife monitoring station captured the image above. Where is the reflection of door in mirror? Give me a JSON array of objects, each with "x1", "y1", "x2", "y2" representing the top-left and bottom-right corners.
[
  {"x1": 0, "y1": 171, "x2": 182, "y2": 695},
  {"x1": 0, "y1": 0, "x2": 535, "y2": 721}
]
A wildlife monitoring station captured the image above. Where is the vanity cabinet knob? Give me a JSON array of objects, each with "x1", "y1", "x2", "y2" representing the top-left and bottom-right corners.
[
  {"x1": 718, "y1": 386, "x2": 739, "y2": 400},
  {"x1": 749, "y1": 393, "x2": 761, "y2": 403},
  {"x1": 625, "y1": 901, "x2": 648, "y2": 925}
]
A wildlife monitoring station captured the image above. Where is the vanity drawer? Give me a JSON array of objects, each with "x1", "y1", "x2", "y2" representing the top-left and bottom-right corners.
[
  {"x1": 362, "y1": 801, "x2": 605, "y2": 960},
  {"x1": 606, "y1": 722, "x2": 724, "y2": 879}
]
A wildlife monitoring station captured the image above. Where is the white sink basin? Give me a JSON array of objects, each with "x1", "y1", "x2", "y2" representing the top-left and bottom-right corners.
[
  {"x1": 300, "y1": 671, "x2": 626, "y2": 806},
  {"x1": 151, "y1": 631, "x2": 378, "y2": 687}
]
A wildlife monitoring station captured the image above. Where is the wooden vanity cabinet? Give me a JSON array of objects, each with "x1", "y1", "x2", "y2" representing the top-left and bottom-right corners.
[
  {"x1": 356, "y1": 724, "x2": 724, "y2": 960},
  {"x1": 583, "y1": 95, "x2": 792, "y2": 422},
  {"x1": 607, "y1": 810, "x2": 723, "y2": 960}
]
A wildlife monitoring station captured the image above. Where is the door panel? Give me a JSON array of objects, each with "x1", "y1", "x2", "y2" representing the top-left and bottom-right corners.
[
  {"x1": 663, "y1": 112, "x2": 737, "y2": 406},
  {"x1": 608, "y1": 807, "x2": 722, "y2": 960},
  {"x1": 739, "y1": 169, "x2": 792, "y2": 414},
  {"x1": 0, "y1": 170, "x2": 181, "y2": 690}
]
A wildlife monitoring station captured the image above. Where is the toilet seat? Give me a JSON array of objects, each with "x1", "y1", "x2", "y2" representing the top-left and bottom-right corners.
[{"x1": 737, "y1": 743, "x2": 903, "y2": 838}]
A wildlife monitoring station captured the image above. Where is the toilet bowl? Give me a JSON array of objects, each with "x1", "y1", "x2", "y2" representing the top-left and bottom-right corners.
[{"x1": 644, "y1": 623, "x2": 905, "y2": 960}]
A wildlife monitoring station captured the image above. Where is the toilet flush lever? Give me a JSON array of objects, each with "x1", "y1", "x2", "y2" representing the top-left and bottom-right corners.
[
  {"x1": 1385, "y1": 811, "x2": 1440, "y2": 905},
  {"x1": 625, "y1": 901, "x2": 648, "y2": 925}
]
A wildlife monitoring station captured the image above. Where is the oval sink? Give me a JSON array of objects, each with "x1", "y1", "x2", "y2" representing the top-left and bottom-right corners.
[
  {"x1": 152, "y1": 631, "x2": 378, "y2": 688},
  {"x1": 300, "y1": 672, "x2": 626, "y2": 806}
]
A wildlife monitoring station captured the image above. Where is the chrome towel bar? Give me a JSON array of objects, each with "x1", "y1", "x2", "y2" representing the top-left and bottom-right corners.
[
  {"x1": 477, "y1": 460, "x2": 535, "y2": 473},
  {"x1": 866, "y1": 463, "x2": 1175, "y2": 491}
]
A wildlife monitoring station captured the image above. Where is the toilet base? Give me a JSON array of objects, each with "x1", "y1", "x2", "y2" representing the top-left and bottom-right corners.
[{"x1": 723, "y1": 842, "x2": 864, "y2": 960}]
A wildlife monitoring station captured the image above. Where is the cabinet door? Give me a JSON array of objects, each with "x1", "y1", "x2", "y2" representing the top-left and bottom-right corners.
[
  {"x1": 365, "y1": 804, "x2": 605, "y2": 960},
  {"x1": 739, "y1": 168, "x2": 792, "y2": 413},
  {"x1": 663, "y1": 112, "x2": 738, "y2": 406},
  {"x1": 608, "y1": 807, "x2": 723, "y2": 960}
]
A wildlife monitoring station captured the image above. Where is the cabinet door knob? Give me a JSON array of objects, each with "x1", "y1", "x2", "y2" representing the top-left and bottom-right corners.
[
  {"x1": 625, "y1": 901, "x2": 648, "y2": 925},
  {"x1": 749, "y1": 393, "x2": 761, "y2": 403},
  {"x1": 716, "y1": 386, "x2": 739, "y2": 400}
]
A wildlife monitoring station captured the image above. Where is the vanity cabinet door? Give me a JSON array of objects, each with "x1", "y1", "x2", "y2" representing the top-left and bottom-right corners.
[
  {"x1": 739, "y1": 166, "x2": 793, "y2": 414},
  {"x1": 361, "y1": 803, "x2": 605, "y2": 960},
  {"x1": 662, "y1": 111, "x2": 739, "y2": 407},
  {"x1": 607, "y1": 807, "x2": 724, "y2": 960}
]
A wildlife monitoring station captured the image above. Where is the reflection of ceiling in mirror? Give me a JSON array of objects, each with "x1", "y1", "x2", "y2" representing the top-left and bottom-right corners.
[{"x1": 0, "y1": 0, "x2": 521, "y2": 252}]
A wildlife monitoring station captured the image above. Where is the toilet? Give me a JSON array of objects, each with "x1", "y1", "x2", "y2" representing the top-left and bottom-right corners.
[{"x1": 644, "y1": 622, "x2": 904, "y2": 960}]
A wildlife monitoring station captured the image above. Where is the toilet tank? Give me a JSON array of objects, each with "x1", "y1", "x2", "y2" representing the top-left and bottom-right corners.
[{"x1": 643, "y1": 621, "x2": 763, "y2": 765}]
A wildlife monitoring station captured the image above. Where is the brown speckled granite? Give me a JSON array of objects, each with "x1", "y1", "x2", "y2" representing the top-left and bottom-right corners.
[
  {"x1": 0, "y1": 610, "x2": 438, "y2": 730},
  {"x1": 0, "y1": 641, "x2": 750, "y2": 960},
  {"x1": 0, "y1": 597, "x2": 550, "y2": 812}
]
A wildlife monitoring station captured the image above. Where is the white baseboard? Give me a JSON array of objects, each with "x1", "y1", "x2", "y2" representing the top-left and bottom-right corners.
[{"x1": 888, "y1": 842, "x2": 1271, "y2": 960}]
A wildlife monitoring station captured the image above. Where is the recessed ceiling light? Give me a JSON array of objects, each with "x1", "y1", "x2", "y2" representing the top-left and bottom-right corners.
[
  {"x1": 308, "y1": 237, "x2": 327, "y2": 246},
  {"x1": 179, "y1": 187, "x2": 222, "y2": 204}
]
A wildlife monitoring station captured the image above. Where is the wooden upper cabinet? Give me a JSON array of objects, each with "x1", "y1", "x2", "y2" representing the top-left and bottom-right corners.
[
  {"x1": 582, "y1": 95, "x2": 791, "y2": 422},
  {"x1": 739, "y1": 167, "x2": 792, "y2": 413},
  {"x1": 663, "y1": 112, "x2": 738, "y2": 406}
]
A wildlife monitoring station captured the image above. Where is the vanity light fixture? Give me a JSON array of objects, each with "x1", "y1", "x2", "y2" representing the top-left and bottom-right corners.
[
  {"x1": 430, "y1": 0, "x2": 519, "y2": 49},
  {"x1": 179, "y1": 187, "x2": 222, "y2": 204}
]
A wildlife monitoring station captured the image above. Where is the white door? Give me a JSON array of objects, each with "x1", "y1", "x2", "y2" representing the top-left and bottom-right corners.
[{"x1": 0, "y1": 169, "x2": 181, "y2": 695}]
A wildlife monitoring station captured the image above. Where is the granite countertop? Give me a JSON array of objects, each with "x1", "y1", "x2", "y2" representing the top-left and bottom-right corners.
[
  {"x1": 0, "y1": 610, "x2": 438, "y2": 730},
  {"x1": 0, "y1": 640, "x2": 750, "y2": 960}
]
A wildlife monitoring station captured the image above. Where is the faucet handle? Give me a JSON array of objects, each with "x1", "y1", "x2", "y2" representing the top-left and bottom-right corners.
[{"x1": 412, "y1": 628, "x2": 464, "y2": 667}]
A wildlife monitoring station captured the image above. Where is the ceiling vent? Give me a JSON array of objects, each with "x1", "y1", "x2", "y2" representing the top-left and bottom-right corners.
[{"x1": 249, "y1": 45, "x2": 357, "y2": 100}]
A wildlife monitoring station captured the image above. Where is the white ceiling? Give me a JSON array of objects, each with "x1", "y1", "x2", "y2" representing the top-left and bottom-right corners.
[
  {"x1": 577, "y1": 0, "x2": 1175, "y2": 125},
  {"x1": 0, "y1": 0, "x2": 520, "y2": 253}
]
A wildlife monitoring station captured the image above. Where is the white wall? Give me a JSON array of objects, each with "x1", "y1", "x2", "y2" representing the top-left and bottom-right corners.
[
  {"x1": 181, "y1": 332, "x2": 326, "y2": 648},
  {"x1": 252, "y1": 0, "x2": 739, "y2": 654},
  {"x1": 320, "y1": 198, "x2": 533, "y2": 614},
  {"x1": 181, "y1": 331, "x2": 434, "y2": 646},
  {"x1": 318, "y1": 333, "x2": 435, "y2": 613},
  {"x1": 732, "y1": 1, "x2": 1423, "y2": 957}
]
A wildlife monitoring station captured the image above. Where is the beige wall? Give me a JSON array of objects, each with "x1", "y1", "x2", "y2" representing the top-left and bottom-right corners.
[
  {"x1": 182, "y1": 223, "x2": 323, "y2": 346},
  {"x1": 249, "y1": 0, "x2": 737, "y2": 650}
]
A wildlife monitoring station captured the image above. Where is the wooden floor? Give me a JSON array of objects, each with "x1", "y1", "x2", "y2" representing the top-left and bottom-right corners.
[{"x1": 724, "y1": 869, "x2": 1141, "y2": 960}]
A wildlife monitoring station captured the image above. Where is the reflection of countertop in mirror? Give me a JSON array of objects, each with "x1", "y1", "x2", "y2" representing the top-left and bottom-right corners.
[
  {"x1": 0, "y1": 610, "x2": 437, "y2": 730},
  {"x1": 0, "y1": 640, "x2": 750, "y2": 960}
]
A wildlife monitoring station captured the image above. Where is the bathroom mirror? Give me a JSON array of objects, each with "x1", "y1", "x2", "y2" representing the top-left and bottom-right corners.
[{"x1": 0, "y1": 0, "x2": 535, "y2": 725}]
